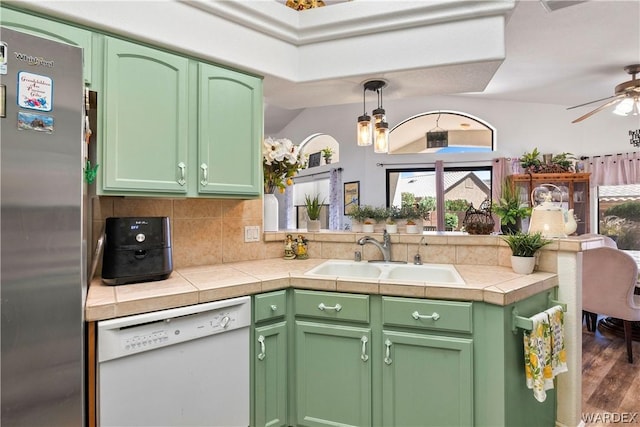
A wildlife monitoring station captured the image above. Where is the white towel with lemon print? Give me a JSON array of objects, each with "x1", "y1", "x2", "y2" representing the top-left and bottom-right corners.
[{"x1": 523, "y1": 305, "x2": 567, "y2": 402}]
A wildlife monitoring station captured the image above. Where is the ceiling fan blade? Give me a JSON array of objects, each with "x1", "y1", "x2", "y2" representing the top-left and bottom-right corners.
[
  {"x1": 566, "y1": 94, "x2": 617, "y2": 110},
  {"x1": 571, "y1": 95, "x2": 625, "y2": 123}
]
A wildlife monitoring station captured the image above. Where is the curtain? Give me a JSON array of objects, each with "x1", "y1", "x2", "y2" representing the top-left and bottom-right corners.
[
  {"x1": 491, "y1": 157, "x2": 518, "y2": 232},
  {"x1": 284, "y1": 185, "x2": 295, "y2": 230},
  {"x1": 584, "y1": 152, "x2": 640, "y2": 186},
  {"x1": 491, "y1": 157, "x2": 514, "y2": 203},
  {"x1": 329, "y1": 167, "x2": 342, "y2": 230}
]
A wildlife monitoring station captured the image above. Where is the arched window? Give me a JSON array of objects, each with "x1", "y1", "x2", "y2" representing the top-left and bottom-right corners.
[{"x1": 389, "y1": 111, "x2": 495, "y2": 154}]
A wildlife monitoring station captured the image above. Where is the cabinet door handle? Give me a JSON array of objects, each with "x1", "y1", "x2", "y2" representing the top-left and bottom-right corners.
[
  {"x1": 177, "y1": 162, "x2": 186, "y2": 186},
  {"x1": 257, "y1": 335, "x2": 266, "y2": 361},
  {"x1": 384, "y1": 339, "x2": 392, "y2": 365},
  {"x1": 361, "y1": 336, "x2": 369, "y2": 362},
  {"x1": 200, "y1": 163, "x2": 208, "y2": 186},
  {"x1": 412, "y1": 311, "x2": 440, "y2": 321},
  {"x1": 270, "y1": 304, "x2": 278, "y2": 312},
  {"x1": 318, "y1": 303, "x2": 342, "y2": 312}
]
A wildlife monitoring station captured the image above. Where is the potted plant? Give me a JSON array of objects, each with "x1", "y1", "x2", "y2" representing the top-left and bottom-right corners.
[
  {"x1": 321, "y1": 147, "x2": 334, "y2": 164},
  {"x1": 500, "y1": 231, "x2": 552, "y2": 274},
  {"x1": 304, "y1": 194, "x2": 325, "y2": 232},
  {"x1": 493, "y1": 178, "x2": 531, "y2": 234},
  {"x1": 345, "y1": 204, "x2": 364, "y2": 232},
  {"x1": 400, "y1": 204, "x2": 422, "y2": 233},
  {"x1": 550, "y1": 152, "x2": 576, "y2": 172},
  {"x1": 385, "y1": 206, "x2": 401, "y2": 233},
  {"x1": 519, "y1": 148, "x2": 542, "y2": 173}
]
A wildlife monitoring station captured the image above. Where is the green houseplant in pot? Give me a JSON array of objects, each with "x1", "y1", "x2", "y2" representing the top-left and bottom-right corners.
[
  {"x1": 321, "y1": 147, "x2": 334, "y2": 164},
  {"x1": 494, "y1": 178, "x2": 531, "y2": 234},
  {"x1": 501, "y1": 231, "x2": 552, "y2": 274},
  {"x1": 304, "y1": 194, "x2": 325, "y2": 232}
]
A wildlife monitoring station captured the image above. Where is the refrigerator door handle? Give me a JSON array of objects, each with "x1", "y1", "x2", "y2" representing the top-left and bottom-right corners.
[{"x1": 0, "y1": 84, "x2": 5, "y2": 118}]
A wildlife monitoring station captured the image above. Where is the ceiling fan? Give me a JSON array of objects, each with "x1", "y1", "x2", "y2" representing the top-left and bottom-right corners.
[{"x1": 568, "y1": 64, "x2": 640, "y2": 123}]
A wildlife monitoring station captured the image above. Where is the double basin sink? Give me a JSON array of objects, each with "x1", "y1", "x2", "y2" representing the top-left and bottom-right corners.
[{"x1": 304, "y1": 260, "x2": 465, "y2": 285}]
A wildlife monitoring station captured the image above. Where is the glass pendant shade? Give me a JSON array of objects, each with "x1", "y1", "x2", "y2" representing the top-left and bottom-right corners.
[
  {"x1": 613, "y1": 97, "x2": 634, "y2": 116},
  {"x1": 357, "y1": 114, "x2": 373, "y2": 146},
  {"x1": 372, "y1": 107, "x2": 386, "y2": 125},
  {"x1": 374, "y1": 121, "x2": 389, "y2": 153}
]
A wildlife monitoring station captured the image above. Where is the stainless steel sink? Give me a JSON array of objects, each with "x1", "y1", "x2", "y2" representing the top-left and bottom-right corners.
[{"x1": 305, "y1": 260, "x2": 465, "y2": 285}]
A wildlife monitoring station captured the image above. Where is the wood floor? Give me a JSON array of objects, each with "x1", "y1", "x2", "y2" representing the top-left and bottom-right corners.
[{"x1": 582, "y1": 318, "x2": 640, "y2": 425}]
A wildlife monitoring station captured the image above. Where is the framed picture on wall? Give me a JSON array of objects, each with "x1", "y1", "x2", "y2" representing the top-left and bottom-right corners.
[
  {"x1": 308, "y1": 152, "x2": 321, "y2": 168},
  {"x1": 344, "y1": 181, "x2": 360, "y2": 215}
]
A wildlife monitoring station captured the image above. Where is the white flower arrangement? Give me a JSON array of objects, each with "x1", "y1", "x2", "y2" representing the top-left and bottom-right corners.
[{"x1": 263, "y1": 137, "x2": 305, "y2": 194}]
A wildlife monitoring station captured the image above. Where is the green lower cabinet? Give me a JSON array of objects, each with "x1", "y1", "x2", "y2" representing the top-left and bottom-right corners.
[
  {"x1": 380, "y1": 330, "x2": 473, "y2": 427},
  {"x1": 254, "y1": 322, "x2": 288, "y2": 427},
  {"x1": 295, "y1": 321, "x2": 372, "y2": 427}
]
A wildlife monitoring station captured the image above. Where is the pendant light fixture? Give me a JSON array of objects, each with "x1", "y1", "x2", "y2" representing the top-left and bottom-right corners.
[
  {"x1": 357, "y1": 79, "x2": 389, "y2": 152},
  {"x1": 357, "y1": 85, "x2": 372, "y2": 146}
]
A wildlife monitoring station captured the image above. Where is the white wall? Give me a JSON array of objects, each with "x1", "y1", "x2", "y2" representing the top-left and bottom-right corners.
[{"x1": 276, "y1": 94, "x2": 640, "y2": 207}]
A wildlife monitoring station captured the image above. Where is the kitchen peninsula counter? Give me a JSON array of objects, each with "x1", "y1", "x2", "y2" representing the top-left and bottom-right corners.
[{"x1": 85, "y1": 258, "x2": 558, "y2": 322}]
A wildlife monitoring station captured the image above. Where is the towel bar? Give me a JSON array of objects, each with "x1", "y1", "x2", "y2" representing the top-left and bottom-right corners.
[{"x1": 511, "y1": 292, "x2": 567, "y2": 334}]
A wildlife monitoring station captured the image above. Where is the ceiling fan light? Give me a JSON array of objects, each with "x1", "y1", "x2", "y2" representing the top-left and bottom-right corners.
[
  {"x1": 632, "y1": 98, "x2": 640, "y2": 116},
  {"x1": 613, "y1": 97, "x2": 634, "y2": 116},
  {"x1": 374, "y1": 121, "x2": 389, "y2": 153},
  {"x1": 357, "y1": 114, "x2": 372, "y2": 146}
]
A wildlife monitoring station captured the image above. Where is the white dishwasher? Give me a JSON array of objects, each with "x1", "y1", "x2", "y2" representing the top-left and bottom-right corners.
[{"x1": 97, "y1": 296, "x2": 251, "y2": 427}]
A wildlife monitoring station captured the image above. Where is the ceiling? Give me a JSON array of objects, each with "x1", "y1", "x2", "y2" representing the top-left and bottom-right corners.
[{"x1": 264, "y1": 0, "x2": 640, "y2": 134}]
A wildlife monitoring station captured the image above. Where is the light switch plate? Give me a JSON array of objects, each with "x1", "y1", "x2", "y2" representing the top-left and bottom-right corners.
[{"x1": 244, "y1": 226, "x2": 260, "y2": 242}]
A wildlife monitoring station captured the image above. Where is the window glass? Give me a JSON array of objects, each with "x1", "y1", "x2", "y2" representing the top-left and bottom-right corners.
[
  {"x1": 598, "y1": 184, "x2": 640, "y2": 250},
  {"x1": 387, "y1": 166, "x2": 492, "y2": 231},
  {"x1": 389, "y1": 111, "x2": 494, "y2": 154}
]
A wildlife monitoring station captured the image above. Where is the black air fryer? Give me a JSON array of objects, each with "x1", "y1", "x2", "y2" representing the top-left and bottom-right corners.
[{"x1": 102, "y1": 217, "x2": 173, "y2": 285}]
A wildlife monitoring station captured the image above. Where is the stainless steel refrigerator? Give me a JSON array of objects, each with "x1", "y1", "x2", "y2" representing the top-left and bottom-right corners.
[{"x1": 1, "y1": 27, "x2": 86, "y2": 426}]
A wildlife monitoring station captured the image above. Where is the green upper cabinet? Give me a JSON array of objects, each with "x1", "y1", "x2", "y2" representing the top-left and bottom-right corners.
[
  {"x1": 0, "y1": 7, "x2": 93, "y2": 84},
  {"x1": 102, "y1": 37, "x2": 189, "y2": 194},
  {"x1": 198, "y1": 63, "x2": 262, "y2": 196}
]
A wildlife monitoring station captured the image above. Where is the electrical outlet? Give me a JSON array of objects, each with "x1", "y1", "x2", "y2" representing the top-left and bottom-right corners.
[{"x1": 244, "y1": 225, "x2": 260, "y2": 242}]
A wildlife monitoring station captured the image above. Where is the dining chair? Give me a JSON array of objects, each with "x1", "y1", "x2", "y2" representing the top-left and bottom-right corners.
[
  {"x1": 582, "y1": 246, "x2": 640, "y2": 363},
  {"x1": 579, "y1": 234, "x2": 618, "y2": 331}
]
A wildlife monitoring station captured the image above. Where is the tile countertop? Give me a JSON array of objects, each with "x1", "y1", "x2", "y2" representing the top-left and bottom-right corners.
[{"x1": 85, "y1": 258, "x2": 558, "y2": 322}]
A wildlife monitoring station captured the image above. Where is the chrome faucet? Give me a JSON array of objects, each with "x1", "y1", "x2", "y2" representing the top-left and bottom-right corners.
[{"x1": 358, "y1": 230, "x2": 392, "y2": 262}]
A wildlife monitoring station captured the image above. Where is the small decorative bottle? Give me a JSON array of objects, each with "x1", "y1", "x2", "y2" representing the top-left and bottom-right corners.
[
  {"x1": 284, "y1": 234, "x2": 296, "y2": 260},
  {"x1": 294, "y1": 234, "x2": 309, "y2": 260}
]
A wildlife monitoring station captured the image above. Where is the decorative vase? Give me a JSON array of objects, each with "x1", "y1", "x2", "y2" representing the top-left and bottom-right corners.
[
  {"x1": 510, "y1": 255, "x2": 536, "y2": 274},
  {"x1": 307, "y1": 219, "x2": 321, "y2": 232},
  {"x1": 351, "y1": 220, "x2": 363, "y2": 232},
  {"x1": 263, "y1": 193, "x2": 279, "y2": 232},
  {"x1": 405, "y1": 224, "x2": 418, "y2": 234}
]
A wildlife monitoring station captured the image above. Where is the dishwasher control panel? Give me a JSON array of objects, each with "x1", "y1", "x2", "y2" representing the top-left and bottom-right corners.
[{"x1": 97, "y1": 296, "x2": 251, "y2": 362}]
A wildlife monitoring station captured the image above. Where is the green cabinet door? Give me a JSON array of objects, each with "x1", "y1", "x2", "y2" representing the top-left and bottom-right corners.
[
  {"x1": 381, "y1": 330, "x2": 473, "y2": 427},
  {"x1": 295, "y1": 321, "x2": 372, "y2": 427},
  {"x1": 102, "y1": 37, "x2": 189, "y2": 194},
  {"x1": 254, "y1": 322, "x2": 288, "y2": 427},
  {"x1": 0, "y1": 7, "x2": 93, "y2": 84},
  {"x1": 198, "y1": 63, "x2": 262, "y2": 196}
]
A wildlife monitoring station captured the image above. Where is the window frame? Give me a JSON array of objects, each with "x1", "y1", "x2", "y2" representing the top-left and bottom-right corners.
[{"x1": 386, "y1": 165, "x2": 493, "y2": 232}]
